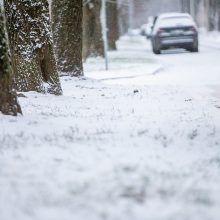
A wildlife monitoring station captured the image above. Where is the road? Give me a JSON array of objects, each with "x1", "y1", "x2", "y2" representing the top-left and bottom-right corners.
[
  {"x1": 147, "y1": 38, "x2": 220, "y2": 107},
  {"x1": 147, "y1": 40, "x2": 220, "y2": 88},
  {"x1": 90, "y1": 35, "x2": 220, "y2": 107},
  {"x1": 103, "y1": 36, "x2": 220, "y2": 86}
]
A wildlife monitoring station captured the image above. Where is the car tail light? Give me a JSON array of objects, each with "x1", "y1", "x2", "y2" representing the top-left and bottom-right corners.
[
  {"x1": 157, "y1": 28, "x2": 164, "y2": 35},
  {"x1": 189, "y1": 26, "x2": 197, "y2": 33}
]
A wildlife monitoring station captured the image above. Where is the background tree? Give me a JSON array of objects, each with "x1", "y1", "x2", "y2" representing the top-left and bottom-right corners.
[
  {"x1": 118, "y1": 1, "x2": 129, "y2": 36},
  {"x1": 52, "y1": 0, "x2": 83, "y2": 76},
  {"x1": 0, "y1": 6, "x2": 21, "y2": 116},
  {"x1": 208, "y1": 0, "x2": 220, "y2": 31},
  {"x1": 180, "y1": 0, "x2": 191, "y2": 13},
  {"x1": 4, "y1": 0, "x2": 62, "y2": 95},
  {"x1": 180, "y1": 0, "x2": 220, "y2": 31},
  {"x1": 107, "y1": 0, "x2": 119, "y2": 50},
  {"x1": 218, "y1": 0, "x2": 220, "y2": 30},
  {"x1": 208, "y1": 0, "x2": 215, "y2": 30},
  {"x1": 83, "y1": 0, "x2": 104, "y2": 60}
]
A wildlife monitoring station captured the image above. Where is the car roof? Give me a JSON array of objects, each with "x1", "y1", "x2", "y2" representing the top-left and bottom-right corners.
[
  {"x1": 158, "y1": 12, "x2": 191, "y2": 19},
  {"x1": 152, "y1": 12, "x2": 196, "y2": 31}
]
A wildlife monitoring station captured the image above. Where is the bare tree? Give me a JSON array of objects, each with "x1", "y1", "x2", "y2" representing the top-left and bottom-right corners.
[
  {"x1": 0, "y1": 6, "x2": 21, "y2": 116},
  {"x1": 4, "y1": 0, "x2": 62, "y2": 95},
  {"x1": 52, "y1": 0, "x2": 84, "y2": 76}
]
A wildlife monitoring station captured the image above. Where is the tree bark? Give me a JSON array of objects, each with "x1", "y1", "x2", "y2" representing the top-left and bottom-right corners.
[
  {"x1": 0, "y1": 6, "x2": 21, "y2": 116},
  {"x1": 218, "y1": 0, "x2": 220, "y2": 30},
  {"x1": 82, "y1": 3, "x2": 91, "y2": 60},
  {"x1": 118, "y1": 2, "x2": 129, "y2": 36},
  {"x1": 208, "y1": 0, "x2": 216, "y2": 31},
  {"x1": 4, "y1": 0, "x2": 62, "y2": 95},
  {"x1": 180, "y1": 0, "x2": 191, "y2": 13},
  {"x1": 83, "y1": 0, "x2": 104, "y2": 60},
  {"x1": 107, "y1": 0, "x2": 119, "y2": 50},
  {"x1": 52, "y1": 0, "x2": 83, "y2": 76},
  {"x1": 203, "y1": 0, "x2": 210, "y2": 30}
]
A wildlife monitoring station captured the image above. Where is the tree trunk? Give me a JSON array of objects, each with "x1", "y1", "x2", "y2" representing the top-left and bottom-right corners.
[
  {"x1": 118, "y1": 2, "x2": 129, "y2": 36},
  {"x1": 204, "y1": 0, "x2": 209, "y2": 29},
  {"x1": 0, "y1": 6, "x2": 21, "y2": 116},
  {"x1": 208, "y1": 0, "x2": 215, "y2": 31},
  {"x1": 181, "y1": 0, "x2": 191, "y2": 13},
  {"x1": 83, "y1": 0, "x2": 104, "y2": 60},
  {"x1": 4, "y1": 0, "x2": 62, "y2": 95},
  {"x1": 107, "y1": 0, "x2": 119, "y2": 50},
  {"x1": 82, "y1": 3, "x2": 91, "y2": 60},
  {"x1": 52, "y1": 0, "x2": 83, "y2": 76},
  {"x1": 218, "y1": 0, "x2": 220, "y2": 30}
]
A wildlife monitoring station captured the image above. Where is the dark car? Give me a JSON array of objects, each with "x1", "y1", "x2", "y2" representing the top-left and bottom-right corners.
[{"x1": 151, "y1": 13, "x2": 199, "y2": 54}]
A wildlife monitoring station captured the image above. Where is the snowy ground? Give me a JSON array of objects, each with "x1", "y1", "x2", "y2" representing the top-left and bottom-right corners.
[
  {"x1": 200, "y1": 30, "x2": 220, "y2": 50},
  {"x1": 0, "y1": 33, "x2": 220, "y2": 220}
]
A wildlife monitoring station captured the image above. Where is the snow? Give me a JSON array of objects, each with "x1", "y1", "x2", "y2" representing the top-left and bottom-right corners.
[
  {"x1": 158, "y1": 17, "x2": 195, "y2": 28},
  {"x1": 199, "y1": 30, "x2": 220, "y2": 50},
  {"x1": 157, "y1": 12, "x2": 191, "y2": 19},
  {"x1": 153, "y1": 13, "x2": 196, "y2": 32},
  {"x1": 0, "y1": 34, "x2": 220, "y2": 220}
]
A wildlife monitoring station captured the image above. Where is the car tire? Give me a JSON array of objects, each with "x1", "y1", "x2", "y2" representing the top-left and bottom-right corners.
[
  {"x1": 190, "y1": 40, "x2": 199, "y2": 53},
  {"x1": 153, "y1": 47, "x2": 161, "y2": 54},
  {"x1": 152, "y1": 38, "x2": 161, "y2": 54},
  {"x1": 193, "y1": 46, "x2": 199, "y2": 52},
  {"x1": 189, "y1": 46, "x2": 199, "y2": 53}
]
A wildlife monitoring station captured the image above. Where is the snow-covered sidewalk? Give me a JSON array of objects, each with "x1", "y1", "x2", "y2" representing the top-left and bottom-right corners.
[
  {"x1": 199, "y1": 30, "x2": 220, "y2": 49},
  {"x1": 0, "y1": 35, "x2": 220, "y2": 220},
  {"x1": 84, "y1": 36, "x2": 162, "y2": 81}
]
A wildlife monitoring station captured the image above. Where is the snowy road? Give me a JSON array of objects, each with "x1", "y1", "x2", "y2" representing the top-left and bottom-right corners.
[
  {"x1": 147, "y1": 40, "x2": 220, "y2": 92},
  {"x1": 0, "y1": 35, "x2": 220, "y2": 220},
  {"x1": 102, "y1": 36, "x2": 220, "y2": 88}
]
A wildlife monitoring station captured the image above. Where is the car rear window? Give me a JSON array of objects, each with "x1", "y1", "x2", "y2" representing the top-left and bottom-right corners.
[{"x1": 159, "y1": 16, "x2": 194, "y2": 27}]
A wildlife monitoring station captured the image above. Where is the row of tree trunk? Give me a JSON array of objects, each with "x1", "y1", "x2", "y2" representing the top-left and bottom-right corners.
[
  {"x1": 180, "y1": 0, "x2": 220, "y2": 31},
  {"x1": 0, "y1": 0, "x2": 120, "y2": 116},
  {"x1": 82, "y1": 0, "x2": 119, "y2": 60},
  {"x1": 207, "y1": 0, "x2": 220, "y2": 31}
]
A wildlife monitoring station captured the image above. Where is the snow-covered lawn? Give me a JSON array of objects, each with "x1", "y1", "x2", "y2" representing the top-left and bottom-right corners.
[{"x1": 0, "y1": 35, "x2": 220, "y2": 220}]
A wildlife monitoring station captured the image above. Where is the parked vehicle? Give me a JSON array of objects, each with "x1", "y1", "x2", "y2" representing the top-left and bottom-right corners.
[
  {"x1": 140, "y1": 24, "x2": 148, "y2": 36},
  {"x1": 140, "y1": 17, "x2": 153, "y2": 39},
  {"x1": 151, "y1": 13, "x2": 199, "y2": 54}
]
